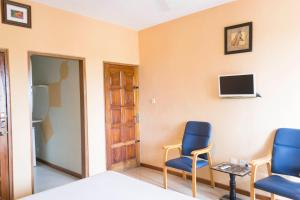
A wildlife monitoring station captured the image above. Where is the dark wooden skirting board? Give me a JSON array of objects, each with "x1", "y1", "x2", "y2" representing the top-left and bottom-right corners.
[
  {"x1": 37, "y1": 158, "x2": 82, "y2": 179},
  {"x1": 140, "y1": 163, "x2": 270, "y2": 200}
]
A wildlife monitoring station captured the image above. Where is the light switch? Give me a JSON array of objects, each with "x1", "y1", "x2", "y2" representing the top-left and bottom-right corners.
[{"x1": 151, "y1": 97, "x2": 156, "y2": 104}]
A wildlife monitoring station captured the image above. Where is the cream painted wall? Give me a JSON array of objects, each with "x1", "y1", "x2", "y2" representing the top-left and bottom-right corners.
[
  {"x1": 0, "y1": 0, "x2": 139, "y2": 198},
  {"x1": 139, "y1": 0, "x2": 300, "y2": 194},
  {"x1": 32, "y1": 56, "x2": 82, "y2": 174}
]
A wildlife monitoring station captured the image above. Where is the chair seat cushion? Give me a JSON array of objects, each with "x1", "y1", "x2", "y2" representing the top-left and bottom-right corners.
[
  {"x1": 254, "y1": 175, "x2": 300, "y2": 200},
  {"x1": 165, "y1": 157, "x2": 208, "y2": 173}
]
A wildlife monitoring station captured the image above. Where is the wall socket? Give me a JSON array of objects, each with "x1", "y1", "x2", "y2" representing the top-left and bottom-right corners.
[{"x1": 151, "y1": 97, "x2": 156, "y2": 104}]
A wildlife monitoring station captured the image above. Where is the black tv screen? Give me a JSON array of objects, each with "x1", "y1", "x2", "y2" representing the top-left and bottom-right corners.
[{"x1": 219, "y1": 74, "x2": 255, "y2": 97}]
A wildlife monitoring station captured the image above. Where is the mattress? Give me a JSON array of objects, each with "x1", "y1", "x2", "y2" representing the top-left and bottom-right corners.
[{"x1": 21, "y1": 171, "x2": 194, "y2": 200}]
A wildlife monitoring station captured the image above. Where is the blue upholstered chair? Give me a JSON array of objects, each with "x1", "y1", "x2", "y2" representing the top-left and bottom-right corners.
[
  {"x1": 163, "y1": 121, "x2": 215, "y2": 197},
  {"x1": 250, "y1": 128, "x2": 300, "y2": 200}
]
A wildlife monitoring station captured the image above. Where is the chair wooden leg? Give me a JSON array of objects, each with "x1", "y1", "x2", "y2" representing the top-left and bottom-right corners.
[
  {"x1": 192, "y1": 168, "x2": 197, "y2": 198},
  {"x1": 267, "y1": 163, "x2": 275, "y2": 200},
  {"x1": 250, "y1": 164, "x2": 257, "y2": 200},
  {"x1": 163, "y1": 166, "x2": 168, "y2": 189},
  {"x1": 182, "y1": 171, "x2": 187, "y2": 180},
  {"x1": 209, "y1": 168, "x2": 215, "y2": 188},
  {"x1": 207, "y1": 152, "x2": 215, "y2": 188},
  {"x1": 271, "y1": 194, "x2": 275, "y2": 200},
  {"x1": 250, "y1": 185, "x2": 255, "y2": 200}
]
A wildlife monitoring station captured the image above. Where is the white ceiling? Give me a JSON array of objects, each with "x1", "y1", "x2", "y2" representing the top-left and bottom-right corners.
[{"x1": 32, "y1": 0, "x2": 235, "y2": 30}]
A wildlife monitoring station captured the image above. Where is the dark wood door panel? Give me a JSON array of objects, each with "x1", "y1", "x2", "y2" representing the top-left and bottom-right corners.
[
  {"x1": 121, "y1": 125, "x2": 135, "y2": 142},
  {"x1": 104, "y1": 63, "x2": 139, "y2": 170},
  {"x1": 124, "y1": 90, "x2": 134, "y2": 106},
  {"x1": 122, "y1": 71, "x2": 134, "y2": 88},
  {"x1": 122, "y1": 107, "x2": 135, "y2": 124},
  {"x1": 111, "y1": 128, "x2": 121, "y2": 144},
  {"x1": 109, "y1": 71, "x2": 121, "y2": 87},
  {"x1": 112, "y1": 146, "x2": 125, "y2": 164},
  {"x1": 0, "y1": 52, "x2": 10, "y2": 200},
  {"x1": 110, "y1": 89, "x2": 122, "y2": 106},
  {"x1": 110, "y1": 109, "x2": 121, "y2": 125},
  {"x1": 126, "y1": 144, "x2": 136, "y2": 160}
]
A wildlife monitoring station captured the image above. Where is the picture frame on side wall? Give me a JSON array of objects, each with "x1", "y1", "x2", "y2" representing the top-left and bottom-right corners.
[
  {"x1": 225, "y1": 22, "x2": 252, "y2": 55},
  {"x1": 1, "y1": 0, "x2": 32, "y2": 28}
]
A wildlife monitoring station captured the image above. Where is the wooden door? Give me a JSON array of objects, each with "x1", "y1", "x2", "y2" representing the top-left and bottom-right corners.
[
  {"x1": 104, "y1": 63, "x2": 139, "y2": 170},
  {"x1": 0, "y1": 52, "x2": 10, "y2": 200}
]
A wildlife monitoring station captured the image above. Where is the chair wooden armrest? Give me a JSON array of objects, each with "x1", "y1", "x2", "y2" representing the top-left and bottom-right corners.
[
  {"x1": 163, "y1": 143, "x2": 182, "y2": 162},
  {"x1": 250, "y1": 155, "x2": 272, "y2": 200},
  {"x1": 191, "y1": 144, "x2": 213, "y2": 171},
  {"x1": 191, "y1": 144, "x2": 212, "y2": 157},
  {"x1": 250, "y1": 155, "x2": 272, "y2": 167},
  {"x1": 190, "y1": 144, "x2": 215, "y2": 192},
  {"x1": 163, "y1": 143, "x2": 182, "y2": 150}
]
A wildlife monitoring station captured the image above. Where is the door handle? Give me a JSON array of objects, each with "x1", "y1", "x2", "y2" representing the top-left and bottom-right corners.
[
  {"x1": 0, "y1": 112, "x2": 7, "y2": 136},
  {"x1": 135, "y1": 139, "x2": 140, "y2": 144},
  {"x1": 0, "y1": 112, "x2": 7, "y2": 124},
  {"x1": 0, "y1": 128, "x2": 7, "y2": 136},
  {"x1": 0, "y1": 112, "x2": 6, "y2": 118}
]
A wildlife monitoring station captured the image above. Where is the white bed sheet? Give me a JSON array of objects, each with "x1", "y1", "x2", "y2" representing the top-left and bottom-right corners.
[{"x1": 21, "y1": 171, "x2": 194, "y2": 200}]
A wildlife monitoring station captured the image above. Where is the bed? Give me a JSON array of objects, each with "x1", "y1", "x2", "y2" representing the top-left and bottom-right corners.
[{"x1": 21, "y1": 171, "x2": 194, "y2": 200}]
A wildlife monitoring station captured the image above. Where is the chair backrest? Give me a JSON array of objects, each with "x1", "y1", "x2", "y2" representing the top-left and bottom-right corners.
[
  {"x1": 272, "y1": 128, "x2": 300, "y2": 177},
  {"x1": 181, "y1": 121, "x2": 211, "y2": 160}
]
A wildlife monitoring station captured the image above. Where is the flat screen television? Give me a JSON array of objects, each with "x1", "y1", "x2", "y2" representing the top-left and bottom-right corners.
[{"x1": 219, "y1": 74, "x2": 256, "y2": 97}]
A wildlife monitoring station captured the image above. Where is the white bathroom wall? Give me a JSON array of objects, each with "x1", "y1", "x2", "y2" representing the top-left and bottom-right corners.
[
  {"x1": 32, "y1": 56, "x2": 82, "y2": 174},
  {"x1": 32, "y1": 86, "x2": 49, "y2": 121}
]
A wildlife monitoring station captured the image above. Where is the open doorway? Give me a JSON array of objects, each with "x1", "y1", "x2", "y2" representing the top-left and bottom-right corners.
[{"x1": 29, "y1": 53, "x2": 88, "y2": 193}]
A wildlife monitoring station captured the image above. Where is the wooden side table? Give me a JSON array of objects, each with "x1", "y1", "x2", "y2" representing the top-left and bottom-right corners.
[{"x1": 212, "y1": 162, "x2": 250, "y2": 200}]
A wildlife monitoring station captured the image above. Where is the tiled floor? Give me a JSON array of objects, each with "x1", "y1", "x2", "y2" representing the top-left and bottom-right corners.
[
  {"x1": 122, "y1": 167, "x2": 249, "y2": 200},
  {"x1": 33, "y1": 162, "x2": 79, "y2": 193}
]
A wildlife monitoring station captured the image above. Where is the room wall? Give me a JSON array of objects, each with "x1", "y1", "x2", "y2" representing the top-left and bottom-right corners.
[
  {"x1": 0, "y1": 0, "x2": 139, "y2": 198},
  {"x1": 139, "y1": 0, "x2": 300, "y2": 194},
  {"x1": 32, "y1": 56, "x2": 82, "y2": 174}
]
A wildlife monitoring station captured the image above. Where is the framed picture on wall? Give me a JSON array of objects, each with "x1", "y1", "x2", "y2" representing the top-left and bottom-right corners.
[
  {"x1": 225, "y1": 22, "x2": 252, "y2": 55},
  {"x1": 1, "y1": 0, "x2": 32, "y2": 28}
]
